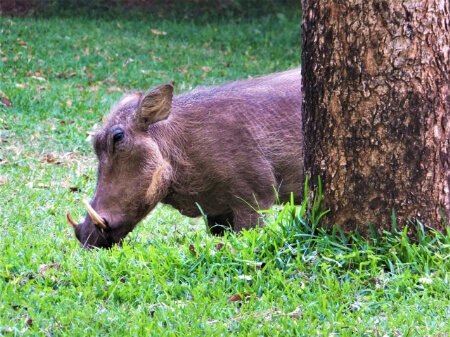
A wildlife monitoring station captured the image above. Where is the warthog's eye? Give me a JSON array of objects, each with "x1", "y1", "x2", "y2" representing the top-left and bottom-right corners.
[{"x1": 112, "y1": 127, "x2": 125, "y2": 143}]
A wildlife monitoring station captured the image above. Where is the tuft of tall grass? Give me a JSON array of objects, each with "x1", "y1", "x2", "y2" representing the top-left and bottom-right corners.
[{"x1": 256, "y1": 177, "x2": 450, "y2": 277}]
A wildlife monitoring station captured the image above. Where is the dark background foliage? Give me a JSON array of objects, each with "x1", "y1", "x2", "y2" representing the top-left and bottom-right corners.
[{"x1": 1, "y1": 0, "x2": 299, "y2": 20}]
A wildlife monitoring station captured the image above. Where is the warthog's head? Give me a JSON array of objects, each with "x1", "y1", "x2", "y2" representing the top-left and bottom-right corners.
[{"x1": 67, "y1": 83, "x2": 174, "y2": 248}]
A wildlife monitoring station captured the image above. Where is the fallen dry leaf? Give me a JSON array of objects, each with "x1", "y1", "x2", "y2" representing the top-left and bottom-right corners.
[
  {"x1": 39, "y1": 263, "x2": 61, "y2": 274},
  {"x1": 189, "y1": 244, "x2": 197, "y2": 256},
  {"x1": 215, "y1": 242, "x2": 236, "y2": 255},
  {"x1": 107, "y1": 86, "x2": 122, "y2": 94},
  {"x1": 0, "y1": 89, "x2": 10, "y2": 100},
  {"x1": 288, "y1": 306, "x2": 303, "y2": 319},
  {"x1": 11, "y1": 305, "x2": 24, "y2": 311},
  {"x1": 25, "y1": 317, "x2": 33, "y2": 327},
  {"x1": 58, "y1": 72, "x2": 76, "y2": 79},
  {"x1": 226, "y1": 294, "x2": 242, "y2": 302},
  {"x1": 151, "y1": 29, "x2": 167, "y2": 35},
  {"x1": 30, "y1": 75, "x2": 46, "y2": 81},
  {"x1": 41, "y1": 152, "x2": 59, "y2": 164},
  {"x1": 0, "y1": 176, "x2": 7, "y2": 185},
  {"x1": 289, "y1": 312, "x2": 302, "y2": 319},
  {"x1": 1, "y1": 99, "x2": 12, "y2": 107},
  {"x1": 208, "y1": 307, "x2": 301, "y2": 327},
  {"x1": 40, "y1": 152, "x2": 79, "y2": 166},
  {"x1": 36, "y1": 84, "x2": 50, "y2": 91},
  {"x1": 84, "y1": 67, "x2": 94, "y2": 79},
  {"x1": 88, "y1": 85, "x2": 99, "y2": 93},
  {"x1": 215, "y1": 242, "x2": 225, "y2": 250},
  {"x1": 227, "y1": 292, "x2": 251, "y2": 303},
  {"x1": 0, "y1": 89, "x2": 12, "y2": 107}
]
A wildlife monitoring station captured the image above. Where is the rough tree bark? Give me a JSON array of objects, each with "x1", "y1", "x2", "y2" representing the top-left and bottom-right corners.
[{"x1": 301, "y1": 0, "x2": 449, "y2": 237}]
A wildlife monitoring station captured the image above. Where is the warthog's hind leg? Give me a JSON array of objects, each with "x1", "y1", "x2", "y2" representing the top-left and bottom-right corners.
[{"x1": 232, "y1": 196, "x2": 274, "y2": 233}]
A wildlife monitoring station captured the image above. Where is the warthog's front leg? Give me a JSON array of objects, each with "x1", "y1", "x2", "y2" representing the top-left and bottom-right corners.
[{"x1": 206, "y1": 211, "x2": 234, "y2": 236}]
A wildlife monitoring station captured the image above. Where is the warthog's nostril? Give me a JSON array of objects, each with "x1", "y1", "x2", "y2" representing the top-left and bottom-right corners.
[{"x1": 102, "y1": 218, "x2": 109, "y2": 229}]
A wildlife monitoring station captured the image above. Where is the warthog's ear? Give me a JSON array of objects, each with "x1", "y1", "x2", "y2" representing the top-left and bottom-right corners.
[{"x1": 136, "y1": 83, "x2": 174, "y2": 130}]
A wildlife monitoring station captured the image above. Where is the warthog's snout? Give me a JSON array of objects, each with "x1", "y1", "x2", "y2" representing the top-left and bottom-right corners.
[{"x1": 67, "y1": 202, "x2": 115, "y2": 248}]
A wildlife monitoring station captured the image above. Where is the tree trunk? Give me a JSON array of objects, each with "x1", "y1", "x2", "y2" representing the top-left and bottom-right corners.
[{"x1": 301, "y1": 0, "x2": 449, "y2": 237}]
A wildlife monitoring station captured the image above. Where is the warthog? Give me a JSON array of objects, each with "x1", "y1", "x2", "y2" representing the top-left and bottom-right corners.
[{"x1": 67, "y1": 68, "x2": 303, "y2": 248}]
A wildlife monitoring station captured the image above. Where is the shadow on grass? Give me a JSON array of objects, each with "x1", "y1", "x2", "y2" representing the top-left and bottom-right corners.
[{"x1": 1, "y1": 0, "x2": 300, "y2": 23}]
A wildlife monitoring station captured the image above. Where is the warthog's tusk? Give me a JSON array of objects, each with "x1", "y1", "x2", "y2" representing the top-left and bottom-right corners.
[
  {"x1": 66, "y1": 211, "x2": 78, "y2": 229},
  {"x1": 82, "y1": 200, "x2": 107, "y2": 230}
]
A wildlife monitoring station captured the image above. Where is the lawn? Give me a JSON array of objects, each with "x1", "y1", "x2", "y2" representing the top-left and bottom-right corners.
[{"x1": 1, "y1": 7, "x2": 450, "y2": 336}]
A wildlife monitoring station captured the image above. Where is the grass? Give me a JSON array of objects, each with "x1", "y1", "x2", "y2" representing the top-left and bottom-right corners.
[{"x1": 1, "y1": 8, "x2": 450, "y2": 336}]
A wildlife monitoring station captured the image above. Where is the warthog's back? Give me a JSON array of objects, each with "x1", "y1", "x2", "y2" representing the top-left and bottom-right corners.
[{"x1": 160, "y1": 68, "x2": 303, "y2": 219}]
